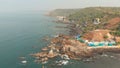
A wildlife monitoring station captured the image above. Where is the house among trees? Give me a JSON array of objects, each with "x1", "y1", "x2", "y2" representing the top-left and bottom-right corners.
[
  {"x1": 57, "y1": 16, "x2": 66, "y2": 21},
  {"x1": 57, "y1": 16, "x2": 70, "y2": 23},
  {"x1": 93, "y1": 18, "x2": 101, "y2": 24}
]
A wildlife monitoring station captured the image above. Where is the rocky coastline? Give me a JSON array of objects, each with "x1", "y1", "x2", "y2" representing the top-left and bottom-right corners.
[
  {"x1": 31, "y1": 33, "x2": 120, "y2": 64},
  {"x1": 31, "y1": 11, "x2": 120, "y2": 64}
]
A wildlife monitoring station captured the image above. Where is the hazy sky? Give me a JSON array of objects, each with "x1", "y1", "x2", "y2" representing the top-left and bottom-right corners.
[{"x1": 0, "y1": 0, "x2": 120, "y2": 12}]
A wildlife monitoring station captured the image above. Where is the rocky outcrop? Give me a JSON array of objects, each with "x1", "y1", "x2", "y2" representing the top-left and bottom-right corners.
[{"x1": 32, "y1": 34, "x2": 120, "y2": 63}]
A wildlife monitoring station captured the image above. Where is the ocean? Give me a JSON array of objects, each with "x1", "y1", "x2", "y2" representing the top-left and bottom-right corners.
[{"x1": 0, "y1": 11, "x2": 120, "y2": 68}]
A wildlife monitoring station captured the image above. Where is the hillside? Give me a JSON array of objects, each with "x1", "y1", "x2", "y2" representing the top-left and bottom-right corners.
[
  {"x1": 67, "y1": 7, "x2": 120, "y2": 35},
  {"x1": 69, "y1": 7, "x2": 120, "y2": 22},
  {"x1": 48, "y1": 7, "x2": 120, "y2": 36}
]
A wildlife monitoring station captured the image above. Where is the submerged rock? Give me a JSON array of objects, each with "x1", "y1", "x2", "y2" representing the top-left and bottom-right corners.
[
  {"x1": 21, "y1": 60, "x2": 27, "y2": 64},
  {"x1": 61, "y1": 54, "x2": 70, "y2": 60},
  {"x1": 42, "y1": 47, "x2": 49, "y2": 51},
  {"x1": 56, "y1": 60, "x2": 69, "y2": 66}
]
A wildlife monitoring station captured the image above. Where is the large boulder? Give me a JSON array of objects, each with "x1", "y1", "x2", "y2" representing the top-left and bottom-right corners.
[{"x1": 47, "y1": 49, "x2": 58, "y2": 58}]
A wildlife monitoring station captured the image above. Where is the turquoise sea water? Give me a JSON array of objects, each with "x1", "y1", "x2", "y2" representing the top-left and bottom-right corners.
[{"x1": 0, "y1": 11, "x2": 120, "y2": 68}]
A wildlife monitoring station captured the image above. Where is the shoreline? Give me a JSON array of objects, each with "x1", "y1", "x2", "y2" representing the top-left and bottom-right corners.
[
  {"x1": 32, "y1": 34, "x2": 120, "y2": 64},
  {"x1": 32, "y1": 13, "x2": 120, "y2": 64}
]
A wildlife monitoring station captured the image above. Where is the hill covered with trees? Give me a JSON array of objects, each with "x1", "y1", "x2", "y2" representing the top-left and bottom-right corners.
[
  {"x1": 49, "y1": 7, "x2": 120, "y2": 36},
  {"x1": 67, "y1": 7, "x2": 120, "y2": 35}
]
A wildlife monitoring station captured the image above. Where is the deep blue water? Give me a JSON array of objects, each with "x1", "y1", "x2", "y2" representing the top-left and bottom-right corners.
[{"x1": 0, "y1": 11, "x2": 120, "y2": 68}]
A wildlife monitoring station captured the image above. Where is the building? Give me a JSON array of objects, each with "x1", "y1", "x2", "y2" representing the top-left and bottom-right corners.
[{"x1": 93, "y1": 18, "x2": 101, "y2": 24}]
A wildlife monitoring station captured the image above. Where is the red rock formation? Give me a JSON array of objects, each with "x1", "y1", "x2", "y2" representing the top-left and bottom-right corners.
[
  {"x1": 82, "y1": 29, "x2": 113, "y2": 41},
  {"x1": 105, "y1": 17, "x2": 120, "y2": 29}
]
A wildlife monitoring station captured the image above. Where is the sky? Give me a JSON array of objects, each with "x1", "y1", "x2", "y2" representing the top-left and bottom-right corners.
[{"x1": 0, "y1": 0, "x2": 120, "y2": 12}]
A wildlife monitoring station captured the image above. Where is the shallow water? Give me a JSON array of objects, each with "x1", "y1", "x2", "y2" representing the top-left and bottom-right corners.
[{"x1": 0, "y1": 11, "x2": 120, "y2": 68}]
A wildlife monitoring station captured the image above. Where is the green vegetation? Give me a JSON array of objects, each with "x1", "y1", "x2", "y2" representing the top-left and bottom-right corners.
[
  {"x1": 104, "y1": 35, "x2": 109, "y2": 39},
  {"x1": 111, "y1": 31, "x2": 120, "y2": 36},
  {"x1": 110, "y1": 23, "x2": 120, "y2": 36},
  {"x1": 116, "y1": 42, "x2": 120, "y2": 45},
  {"x1": 50, "y1": 7, "x2": 120, "y2": 34},
  {"x1": 69, "y1": 7, "x2": 120, "y2": 22},
  {"x1": 68, "y1": 7, "x2": 120, "y2": 34}
]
